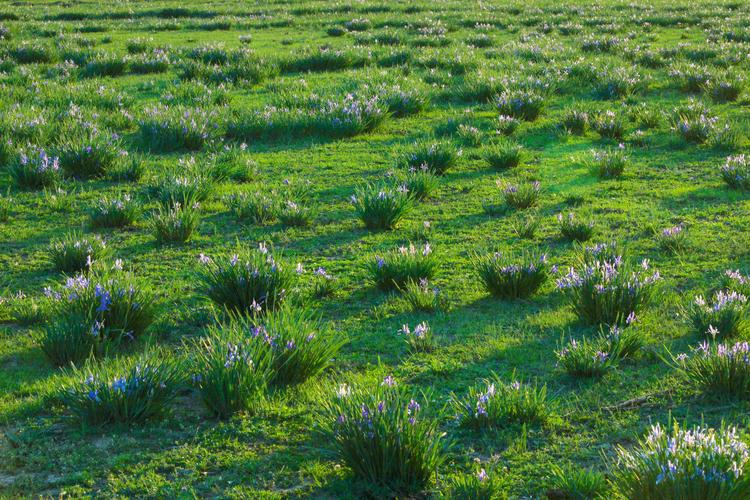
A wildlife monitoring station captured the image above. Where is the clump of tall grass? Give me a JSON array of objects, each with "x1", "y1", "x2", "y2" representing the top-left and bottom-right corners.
[
  {"x1": 557, "y1": 212, "x2": 595, "y2": 242},
  {"x1": 495, "y1": 89, "x2": 544, "y2": 121},
  {"x1": 207, "y1": 144, "x2": 257, "y2": 183},
  {"x1": 704, "y1": 73, "x2": 744, "y2": 103},
  {"x1": 128, "y1": 49, "x2": 171, "y2": 74},
  {"x1": 724, "y1": 269, "x2": 750, "y2": 297},
  {"x1": 368, "y1": 243, "x2": 437, "y2": 291},
  {"x1": 456, "y1": 123, "x2": 482, "y2": 146},
  {"x1": 629, "y1": 102, "x2": 662, "y2": 129},
  {"x1": 473, "y1": 251, "x2": 549, "y2": 299},
  {"x1": 151, "y1": 202, "x2": 200, "y2": 244},
  {"x1": 670, "y1": 63, "x2": 712, "y2": 93},
  {"x1": 400, "y1": 166, "x2": 439, "y2": 201},
  {"x1": 657, "y1": 224, "x2": 687, "y2": 254},
  {"x1": 8, "y1": 147, "x2": 61, "y2": 190},
  {"x1": 611, "y1": 423, "x2": 750, "y2": 499},
  {"x1": 561, "y1": 109, "x2": 589, "y2": 135},
  {"x1": 555, "y1": 335, "x2": 617, "y2": 378},
  {"x1": 673, "y1": 113, "x2": 719, "y2": 144},
  {"x1": 483, "y1": 140, "x2": 524, "y2": 170},
  {"x1": 496, "y1": 114, "x2": 520, "y2": 136},
  {"x1": 400, "y1": 140, "x2": 460, "y2": 175},
  {"x1": 587, "y1": 146, "x2": 627, "y2": 179},
  {"x1": 451, "y1": 373, "x2": 550, "y2": 430},
  {"x1": 319, "y1": 379, "x2": 447, "y2": 497},
  {"x1": 556, "y1": 256, "x2": 661, "y2": 326},
  {"x1": 378, "y1": 84, "x2": 428, "y2": 117},
  {"x1": 400, "y1": 279, "x2": 447, "y2": 312},
  {"x1": 89, "y1": 195, "x2": 139, "y2": 229},
  {"x1": 225, "y1": 192, "x2": 278, "y2": 225},
  {"x1": 48, "y1": 232, "x2": 108, "y2": 273},
  {"x1": 0, "y1": 189, "x2": 11, "y2": 222},
  {"x1": 59, "y1": 353, "x2": 182, "y2": 425},
  {"x1": 227, "y1": 95, "x2": 387, "y2": 141},
  {"x1": 197, "y1": 244, "x2": 295, "y2": 316},
  {"x1": 46, "y1": 267, "x2": 157, "y2": 340},
  {"x1": 594, "y1": 66, "x2": 646, "y2": 99},
  {"x1": 232, "y1": 307, "x2": 344, "y2": 386},
  {"x1": 591, "y1": 110, "x2": 626, "y2": 140},
  {"x1": 721, "y1": 155, "x2": 750, "y2": 191},
  {"x1": 448, "y1": 468, "x2": 506, "y2": 499},
  {"x1": 310, "y1": 267, "x2": 336, "y2": 299},
  {"x1": 9, "y1": 41, "x2": 57, "y2": 64},
  {"x1": 549, "y1": 465, "x2": 608, "y2": 499},
  {"x1": 138, "y1": 105, "x2": 221, "y2": 152},
  {"x1": 511, "y1": 215, "x2": 540, "y2": 239},
  {"x1": 152, "y1": 169, "x2": 213, "y2": 207},
  {"x1": 687, "y1": 290, "x2": 748, "y2": 340},
  {"x1": 351, "y1": 183, "x2": 413, "y2": 230},
  {"x1": 54, "y1": 126, "x2": 125, "y2": 179},
  {"x1": 345, "y1": 18, "x2": 372, "y2": 32},
  {"x1": 108, "y1": 156, "x2": 145, "y2": 182},
  {"x1": 673, "y1": 340, "x2": 750, "y2": 399},
  {"x1": 82, "y1": 52, "x2": 126, "y2": 77},
  {"x1": 398, "y1": 321, "x2": 435, "y2": 353},
  {"x1": 498, "y1": 180, "x2": 541, "y2": 210},
  {"x1": 192, "y1": 326, "x2": 271, "y2": 419},
  {"x1": 281, "y1": 46, "x2": 367, "y2": 73},
  {"x1": 278, "y1": 200, "x2": 315, "y2": 227},
  {"x1": 39, "y1": 312, "x2": 103, "y2": 366}
]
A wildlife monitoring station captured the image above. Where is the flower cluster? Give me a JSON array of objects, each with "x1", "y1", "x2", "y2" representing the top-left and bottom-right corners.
[
  {"x1": 193, "y1": 330, "x2": 269, "y2": 419},
  {"x1": 399, "y1": 321, "x2": 434, "y2": 352},
  {"x1": 151, "y1": 202, "x2": 201, "y2": 244},
  {"x1": 197, "y1": 243, "x2": 295, "y2": 315},
  {"x1": 351, "y1": 183, "x2": 413, "y2": 230},
  {"x1": 90, "y1": 195, "x2": 139, "y2": 228},
  {"x1": 402, "y1": 140, "x2": 460, "y2": 175},
  {"x1": 496, "y1": 114, "x2": 520, "y2": 135},
  {"x1": 48, "y1": 233, "x2": 108, "y2": 273},
  {"x1": 228, "y1": 93, "x2": 386, "y2": 140},
  {"x1": 613, "y1": 423, "x2": 750, "y2": 498},
  {"x1": 588, "y1": 145, "x2": 627, "y2": 179},
  {"x1": 673, "y1": 112, "x2": 719, "y2": 143},
  {"x1": 59, "y1": 354, "x2": 181, "y2": 424},
  {"x1": 555, "y1": 325, "x2": 641, "y2": 378},
  {"x1": 45, "y1": 265, "x2": 154, "y2": 337},
  {"x1": 138, "y1": 105, "x2": 220, "y2": 152},
  {"x1": 451, "y1": 374, "x2": 550, "y2": 429},
  {"x1": 320, "y1": 379, "x2": 446, "y2": 496},
  {"x1": 499, "y1": 180, "x2": 541, "y2": 210},
  {"x1": 54, "y1": 124, "x2": 126, "y2": 179},
  {"x1": 310, "y1": 266, "x2": 336, "y2": 298},
  {"x1": 495, "y1": 88, "x2": 544, "y2": 121},
  {"x1": 591, "y1": 110, "x2": 625, "y2": 139},
  {"x1": 658, "y1": 224, "x2": 686, "y2": 253},
  {"x1": 689, "y1": 290, "x2": 748, "y2": 340},
  {"x1": 721, "y1": 154, "x2": 750, "y2": 191},
  {"x1": 675, "y1": 340, "x2": 750, "y2": 398},
  {"x1": 401, "y1": 278, "x2": 446, "y2": 312},
  {"x1": 556, "y1": 257, "x2": 660, "y2": 325},
  {"x1": 368, "y1": 243, "x2": 437, "y2": 291},
  {"x1": 9, "y1": 147, "x2": 61, "y2": 189},
  {"x1": 474, "y1": 251, "x2": 549, "y2": 299},
  {"x1": 724, "y1": 269, "x2": 750, "y2": 296}
]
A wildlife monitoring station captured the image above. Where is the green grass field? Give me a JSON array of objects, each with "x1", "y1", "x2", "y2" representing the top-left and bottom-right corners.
[{"x1": 2, "y1": 0, "x2": 750, "y2": 497}]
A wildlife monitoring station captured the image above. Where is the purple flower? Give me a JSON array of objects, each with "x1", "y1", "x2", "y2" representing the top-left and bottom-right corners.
[{"x1": 478, "y1": 468, "x2": 489, "y2": 482}]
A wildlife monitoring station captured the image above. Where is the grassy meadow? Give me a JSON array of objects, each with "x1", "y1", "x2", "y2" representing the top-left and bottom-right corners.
[{"x1": 2, "y1": 0, "x2": 750, "y2": 497}]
